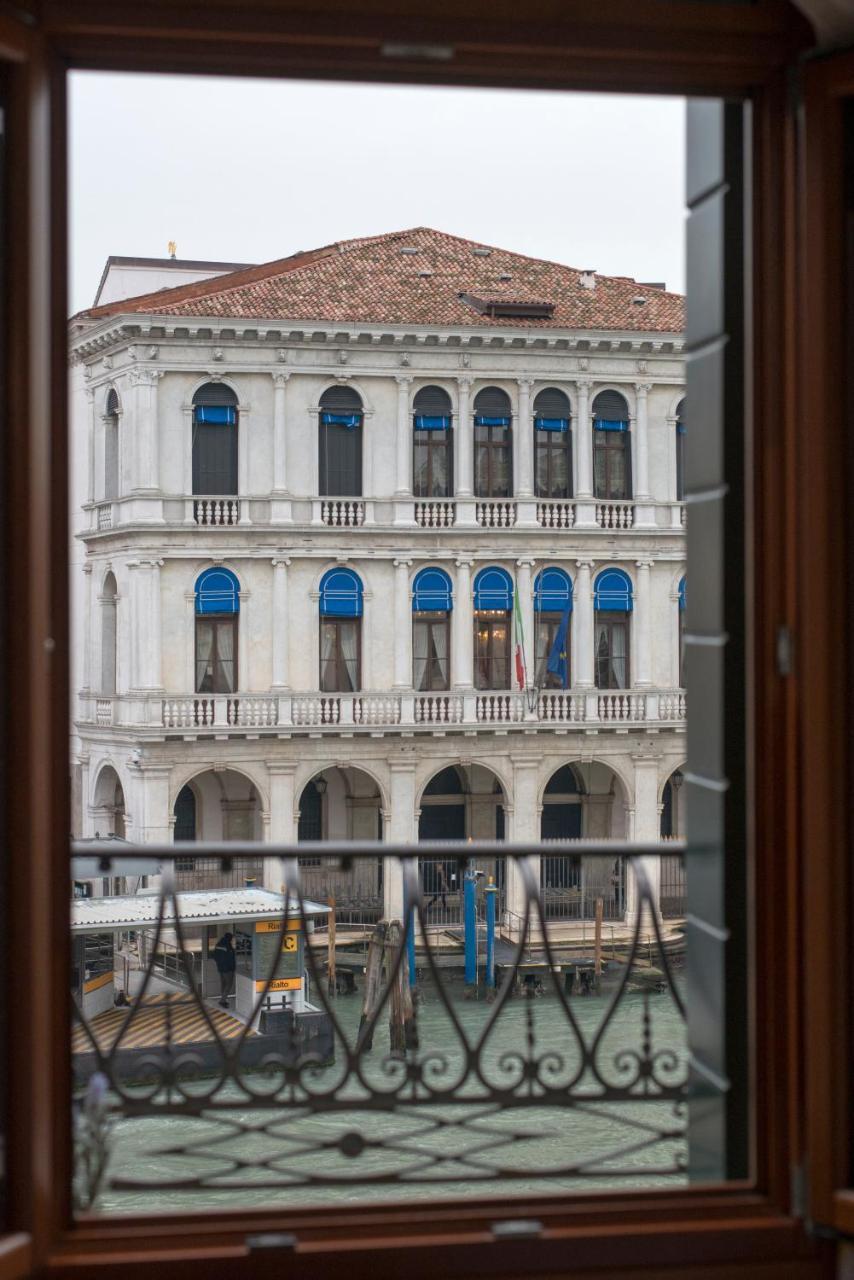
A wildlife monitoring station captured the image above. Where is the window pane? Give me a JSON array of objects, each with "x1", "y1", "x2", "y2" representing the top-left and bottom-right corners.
[
  {"x1": 609, "y1": 441, "x2": 627, "y2": 500},
  {"x1": 195, "y1": 619, "x2": 214, "y2": 691},
  {"x1": 413, "y1": 441, "x2": 429, "y2": 495}
]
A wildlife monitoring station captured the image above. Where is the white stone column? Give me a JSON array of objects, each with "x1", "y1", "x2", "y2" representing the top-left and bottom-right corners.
[
  {"x1": 516, "y1": 379, "x2": 533, "y2": 497},
  {"x1": 148, "y1": 559, "x2": 163, "y2": 689},
  {"x1": 455, "y1": 377, "x2": 474, "y2": 512},
  {"x1": 238, "y1": 404, "x2": 251, "y2": 524},
  {"x1": 395, "y1": 376, "x2": 412, "y2": 495},
  {"x1": 385, "y1": 762, "x2": 417, "y2": 920},
  {"x1": 131, "y1": 370, "x2": 162, "y2": 492},
  {"x1": 453, "y1": 557, "x2": 474, "y2": 689},
  {"x1": 185, "y1": 590, "x2": 196, "y2": 691},
  {"x1": 271, "y1": 557, "x2": 291, "y2": 689},
  {"x1": 238, "y1": 589, "x2": 249, "y2": 691},
  {"x1": 393, "y1": 557, "x2": 413, "y2": 689},
  {"x1": 393, "y1": 376, "x2": 416, "y2": 526},
  {"x1": 266, "y1": 763, "x2": 297, "y2": 889},
  {"x1": 136, "y1": 764, "x2": 172, "y2": 843},
  {"x1": 81, "y1": 563, "x2": 93, "y2": 692},
  {"x1": 627, "y1": 754, "x2": 662, "y2": 923},
  {"x1": 516, "y1": 558, "x2": 536, "y2": 692},
  {"x1": 85, "y1": 388, "x2": 96, "y2": 505},
  {"x1": 272, "y1": 373, "x2": 289, "y2": 492},
  {"x1": 574, "y1": 559, "x2": 595, "y2": 688},
  {"x1": 633, "y1": 382, "x2": 656, "y2": 528},
  {"x1": 634, "y1": 382, "x2": 651, "y2": 498},
  {"x1": 634, "y1": 560, "x2": 652, "y2": 687},
  {"x1": 575, "y1": 380, "x2": 593, "y2": 497},
  {"x1": 182, "y1": 405, "x2": 194, "y2": 523},
  {"x1": 127, "y1": 562, "x2": 141, "y2": 689},
  {"x1": 507, "y1": 757, "x2": 540, "y2": 930}
]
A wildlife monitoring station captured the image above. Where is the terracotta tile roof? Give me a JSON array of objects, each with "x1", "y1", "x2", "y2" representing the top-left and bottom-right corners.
[{"x1": 75, "y1": 227, "x2": 684, "y2": 333}]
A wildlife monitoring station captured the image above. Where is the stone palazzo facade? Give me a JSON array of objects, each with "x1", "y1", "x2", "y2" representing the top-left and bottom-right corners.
[{"x1": 69, "y1": 227, "x2": 687, "y2": 925}]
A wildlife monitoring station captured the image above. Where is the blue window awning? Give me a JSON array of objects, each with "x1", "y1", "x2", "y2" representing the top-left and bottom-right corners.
[
  {"x1": 321, "y1": 411, "x2": 361, "y2": 430},
  {"x1": 319, "y1": 568, "x2": 363, "y2": 618},
  {"x1": 678, "y1": 577, "x2": 686, "y2": 611},
  {"x1": 414, "y1": 415, "x2": 451, "y2": 431},
  {"x1": 676, "y1": 422, "x2": 686, "y2": 435},
  {"x1": 474, "y1": 415, "x2": 511, "y2": 427},
  {"x1": 195, "y1": 406, "x2": 236, "y2": 425},
  {"x1": 413, "y1": 567, "x2": 453, "y2": 612},
  {"x1": 534, "y1": 567, "x2": 573, "y2": 613},
  {"x1": 195, "y1": 567, "x2": 240, "y2": 615},
  {"x1": 473, "y1": 566, "x2": 513, "y2": 611},
  {"x1": 594, "y1": 568, "x2": 633, "y2": 612},
  {"x1": 594, "y1": 419, "x2": 628, "y2": 432},
  {"x1": 535, "y1": 417, "x2": 569, "y2": 432}
]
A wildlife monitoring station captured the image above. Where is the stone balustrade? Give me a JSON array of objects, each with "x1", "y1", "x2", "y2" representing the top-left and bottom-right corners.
[{"x1": 80, "y1": 688, "x2": 686, "y2": 735}]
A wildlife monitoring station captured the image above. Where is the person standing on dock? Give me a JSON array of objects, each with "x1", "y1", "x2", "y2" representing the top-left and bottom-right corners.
[{"x1": 213, "y1": 931, "x2": 236, "y2": 1008}]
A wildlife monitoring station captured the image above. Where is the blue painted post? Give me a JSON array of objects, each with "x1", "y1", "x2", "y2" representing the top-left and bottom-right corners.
[
  {"x1": 405, "y1": 884, "x2": 417, "y2": 991},
  {"x1": 485, "y1": 878, "x2": 496, "y2": 997},
  {"x1": 464, "y1": 869, "x2": 477, "y2": 990}
]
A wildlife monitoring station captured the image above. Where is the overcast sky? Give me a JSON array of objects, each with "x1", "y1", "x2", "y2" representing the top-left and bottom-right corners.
[{"x1": 68, "y1": 73, "x2": 685, "y2": 314}]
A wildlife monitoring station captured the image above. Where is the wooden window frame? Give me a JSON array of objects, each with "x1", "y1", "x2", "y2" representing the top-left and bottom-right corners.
[
  {"x1": 594, "y1": 611, "x2": 630, "y2": 689},
  {"x1": 413, "y1": 610, "x2": 451, "y2": 691},
  {"x1": 474, "y1": 610, "x2": 511, "y2": 690},
  {"x1": 473, "y1": 420, "x2": 513, "y2": 497},
  {"x1": 593, "y1": 426, "x2": 631, "y2": 500},
  {"x1": 413, "y1": 423, "x2": 453, "y2": 497},
  {"x1": 535, "y1": 612, "x2": 569, "y2": 688},
  {"x1": 194, "y1": 613, "x2": 238, "y2": 694},
  {"x1": 534, "y1": 426, "x2": 572, "y2": 499},
  {"x1": 1, "y1": 2, "x2": 850, "y2": 1277},
  {"x1": 319, "y1": 616, "x2": 362, "y2": 692}
]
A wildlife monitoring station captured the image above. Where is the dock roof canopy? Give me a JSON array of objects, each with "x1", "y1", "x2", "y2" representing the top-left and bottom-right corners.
[{"x1": 71, "y1": 887, "x2": 329, "y2": 932}]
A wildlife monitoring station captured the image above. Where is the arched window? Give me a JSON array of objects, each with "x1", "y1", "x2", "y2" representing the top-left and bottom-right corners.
[
  {"x1": 678, "y1": 575, "x2": 686, "y2": 686},
  {"x1": 192, "y1": 383, "x2": 238, "y2": 496},
  {"x1": 413, "y1": 385, "x2": 453, "y2": 498},
  {"x1": 319, "y1": 568, "x2": 363, "y2": 692},
  {"x1": 473, "y1": 566, "x2": 513, "y2": 689},
  {"x1": 594, "y1": 568, "x2": 633, "y2": 689},
  {"x1": 100, "y1": 571, "x2": 117, "y2": 695},
  {"x1": 104, "y1": 389, "x2": 119, "y2": 501},
  {"x1": 592, "y1": 390, "x2": 631, "y2": 501},
  {"x1": 194, "y1": 567, "x2": 239, "y2": 694},
  {"x1": 473, "y1": 387, "x2": 512, "y2": 498},
  {"x1": 541, "y1": 765, "x2": 583, "y2": 844},
  {"x1": 534, "y1": 388, "x2": 572, "y2": 500},
  {"x1": 534, "y1": 567, "x2": 572, "y2": 688},
  {"x1": 174, "y1": 785, "x2": 197, "y2": 842},
  {"x1": 298, "y1": 779, "x2": 323, "y2": 842},
  {"x1": 319, "y1": 386, "x2": 363, "y2": 497},
  {"x1": 676, "y1": 397, "x2": 686, "y2": 500},
  {"x1": 412, "y1": 567, "x2": 453, "y2": 691}
]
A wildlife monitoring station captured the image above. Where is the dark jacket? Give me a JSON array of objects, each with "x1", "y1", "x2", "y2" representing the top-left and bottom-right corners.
[{"x1": 213, "y1": 932, "x2": 236, "y2": 974}]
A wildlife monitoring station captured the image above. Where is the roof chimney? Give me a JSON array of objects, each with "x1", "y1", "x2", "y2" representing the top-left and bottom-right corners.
[{"x1": 580, "y1": 269, "x2": 596, "y2": 290}]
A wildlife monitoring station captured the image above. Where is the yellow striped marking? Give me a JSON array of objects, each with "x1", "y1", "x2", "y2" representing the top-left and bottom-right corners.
[
  {"x1": 72, "y1": 992, "x2": 256, "y2": 1055},
  {"x1": 83, "y1": 971, "x2": 113, "y2": 995}
]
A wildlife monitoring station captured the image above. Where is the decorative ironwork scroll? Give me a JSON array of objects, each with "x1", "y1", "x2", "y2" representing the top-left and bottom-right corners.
[{"x1": 70, "y1": 843, "x2": 688, "y2": 1210}]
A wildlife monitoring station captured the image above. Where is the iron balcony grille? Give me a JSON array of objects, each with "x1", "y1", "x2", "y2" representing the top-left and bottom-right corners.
[{"x1": 70, "y1": 841, "x2": 693, "y2": 1212}]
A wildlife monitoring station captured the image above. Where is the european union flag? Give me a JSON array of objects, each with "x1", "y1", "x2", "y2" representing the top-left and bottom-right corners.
[{"x1": 546, "y1": 607, "x2": 570, "y2": 688}]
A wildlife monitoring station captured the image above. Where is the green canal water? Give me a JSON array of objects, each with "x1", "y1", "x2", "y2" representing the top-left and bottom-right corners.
[{"x1": 90, "y1": 977, "x2": 688, "y2": 1215}]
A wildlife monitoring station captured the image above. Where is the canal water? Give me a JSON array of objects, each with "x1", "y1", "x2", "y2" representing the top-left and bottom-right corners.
[{"x1": 92, "y1": 974, "x2": 688, "y2": 1215}]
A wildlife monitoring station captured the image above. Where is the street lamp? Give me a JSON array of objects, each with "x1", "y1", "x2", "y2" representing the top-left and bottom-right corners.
[
  {"x1": 525, "y1": 682, "x2": 540, "y2": 714},
  {"x1": 314, "y1": 773, "x2": 328, "y2": 796}
]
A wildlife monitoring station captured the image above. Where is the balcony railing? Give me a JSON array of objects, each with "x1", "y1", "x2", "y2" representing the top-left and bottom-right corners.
[
  {"x1": 193, "y1": 496, "x2": 241, "y2": 526},
  {"x1": 71, "y1": 841, "x2": 690, "y2": 1211},
  {"x1": 82, "y1": 688, "x2": 686, "y2": 735},
  {"x1": 86, "y1": 495, "x2": 687, "y2": 533},
  {"x1": 476, "y1": 499, "x2": 517, "y2": 527},
  {"x1": 595, "y1": 500, "x2": 634, "y2": 529}
]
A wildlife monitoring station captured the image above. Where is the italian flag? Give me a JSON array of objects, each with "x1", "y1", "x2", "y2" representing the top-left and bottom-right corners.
[{"x1": 513, "y1": 587, "x2": 526, "y2": 691}]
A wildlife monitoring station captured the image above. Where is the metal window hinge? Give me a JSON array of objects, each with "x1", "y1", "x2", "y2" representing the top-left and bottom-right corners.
[
  {"x1": 246, "y1": 1233, "x2": 298, "y2": 1255},
  {"x1": 491, "y1": 1219, "x2": 544, "y2": 1241},
  {"x1": 776, "y1": 624, "x2": 794, "y2": 677},
  {"x1": 791, "y1": 1162, "x2": 808, "y2": 1219}
]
